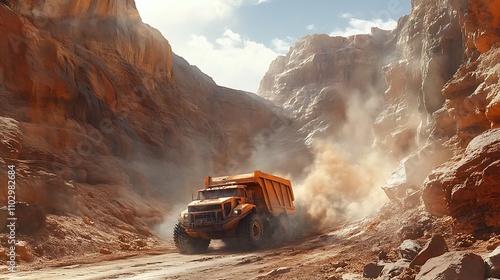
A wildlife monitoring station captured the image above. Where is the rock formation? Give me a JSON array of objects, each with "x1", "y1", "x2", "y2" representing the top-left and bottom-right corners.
[
  {"x1": 259, "y1": 0, "x2": 500, "y2": 235},
  {"x1": 258, "y1": 30, "x2": 393, "y2": 147},
  {"x1": 0, "y1": 0, "x2": 301, "y2": 260}
]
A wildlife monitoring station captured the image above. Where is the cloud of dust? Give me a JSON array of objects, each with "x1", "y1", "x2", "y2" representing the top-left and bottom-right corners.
[
  {"x1": 292, "y1": 140, "x2": 394, "y2": 231},
  {"x1": 135, "y1": 158, "x2": 210, "y2": 240},
  {"x1": 289, "y1": 90, "x2": 397, "y2": 234},
  {"x1": 153, "y1": 204, "x2": 188, "y2": 240}
]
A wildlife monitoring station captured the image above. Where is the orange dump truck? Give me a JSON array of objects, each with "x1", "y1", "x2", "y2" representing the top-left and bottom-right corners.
[{"x1": 174, "y1": 170, "x2": 296, "y2": 253}]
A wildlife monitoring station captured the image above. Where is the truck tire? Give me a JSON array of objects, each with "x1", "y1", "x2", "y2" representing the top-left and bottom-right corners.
[
  {"x1": 173, "y1": 222, "x2": 210, "y2": 254},
  {"x1": 237, "y1": 213, "x2": 265, "y2": 249}
]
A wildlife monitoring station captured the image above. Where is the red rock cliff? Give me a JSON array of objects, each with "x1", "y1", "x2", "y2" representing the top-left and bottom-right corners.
[
  {"x1": 258, "y1": 29, "x2": 394, "y2": 151},
  {"x1": 259, "y1": 0, "x2": 500, "y2": 234},
  {"x1": 0, "y1": 0, "x2": 288, "y2": 258}
]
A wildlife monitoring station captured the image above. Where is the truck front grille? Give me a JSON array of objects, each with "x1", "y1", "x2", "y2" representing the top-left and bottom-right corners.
[
  {"x1": 188, "y1": 204, "x2": 225, "y2": 226},
  {"x1": 190, "y1": 210, "x2": 223, "y2": 225},
  {"x1": 194, "y1": 212, "x2": 217, "y2": 222},
  {"x1": 189, "y1": 204, "x2": 222, "y2": 213}
]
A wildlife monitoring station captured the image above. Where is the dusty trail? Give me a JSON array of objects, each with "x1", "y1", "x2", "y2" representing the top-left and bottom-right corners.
[
  {"x1": 4, "y1": 214, "x2": 490, "y2": 280},
  {"x1": 2, "y1": 226, "x2": 368, "y2": 280}
]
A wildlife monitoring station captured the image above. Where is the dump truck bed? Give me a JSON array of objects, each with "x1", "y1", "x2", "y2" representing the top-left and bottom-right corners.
[{"x1": 205, "y1": 170, "x2": 296, "y2": 215}]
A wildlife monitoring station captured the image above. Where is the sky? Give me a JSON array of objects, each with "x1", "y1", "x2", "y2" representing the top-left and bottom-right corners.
[{"x1": 134, "y1": 0, "x2": 411, "y2": 93}]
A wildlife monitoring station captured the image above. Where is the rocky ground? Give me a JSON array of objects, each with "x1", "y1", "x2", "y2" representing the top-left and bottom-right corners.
[{"x1": 2, "y1": 201, "x2": 500, "y2": 279}]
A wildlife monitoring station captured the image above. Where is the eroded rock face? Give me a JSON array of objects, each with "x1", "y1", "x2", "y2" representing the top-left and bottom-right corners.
[
  {"x1": 258, "y1": 29, "x2": 393, "y2": 147},
  {"x1": 374, "y1": 0, "x2": 464, "y2": 156},
  {"x1": 8, "y1": 0, "x2": 171, "y2": 79},
  {"x1": 459, "y1": 0, "x2": 500, "y2": 56},
  {"x1": 383, "y1": 142, "x2": 452, "y2": 200},
  {"x1": 259, "y1": 32, "x2": 391, "y2": 103},
  {"x1": 423, "y1": 128, "x2": 500, "y2": 231},
  {"x1": 442, "y1": 47, "x2": 500, "y2": 143},
  {"x1": 377, "y1": 0, "x2": 500, "y2": 234}
]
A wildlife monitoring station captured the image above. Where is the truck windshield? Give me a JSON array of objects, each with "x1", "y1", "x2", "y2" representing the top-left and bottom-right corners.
[{"x1": 198, "y1": 188, "x2": 242, "y2": 200}]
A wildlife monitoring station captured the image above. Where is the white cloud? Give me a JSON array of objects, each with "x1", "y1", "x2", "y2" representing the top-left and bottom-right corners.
[
  {"x1": 215, "y1": 29, "x2": 243, "y2": 48},
  {"x1": 135, "y1": 0, "x2": 289, "y2": 92},
  {"x1": 271, "y1": 38, "x2": 292, "y2": 53},
  {"x1": 306, "y1": 24, "x2": 316, "y2": 30},
  {"x1": 330, "y1": 15, "x2": 397, "y2": 37},
  {"x1": 211, "y1": 0, "x2": 244, "y2": 19},
  {"x1": 185, "y1": 29, "x2": 286, "y2": 92},
  {"x1": 136, "y1": 1, "x2": 243, "y2": 26}
]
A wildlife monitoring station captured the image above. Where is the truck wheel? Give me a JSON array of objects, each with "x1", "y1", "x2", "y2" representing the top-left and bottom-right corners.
[
  {"x1": 173, "y1": 222, "x2": 210, "y2": 254},
  {"x1": 237, "y1": 213, "x2": 265, "y2": 249}
]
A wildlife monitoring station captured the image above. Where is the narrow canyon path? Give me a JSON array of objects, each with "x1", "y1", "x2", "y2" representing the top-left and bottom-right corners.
[{"x1": 3, "y1": 225, "x2": 370, "y2": 280}]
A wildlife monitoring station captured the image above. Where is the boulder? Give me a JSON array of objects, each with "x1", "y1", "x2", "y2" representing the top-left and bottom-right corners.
[
  {"x1": 410, "y1": 235, "x2": 448, "y2": 268},
  {"x1": 363, "y1": 262, "x2": 384, "y2": 278},
  {"x1": 486, "y1": 246, "x2": 500, "y2": 278},
  {"x1": 383, "y1": 143, "x2": 452, "y2": 201},
  {"x1": 379, "y1": 259, "x2": 411, "y2": 280},
  {"x1": 416, "y1": 252, "x2": 485, "y2": 280},
  {"x1": 423, "y1": 129, "x2": 500, "y2": 232},
  {"x1": 397, "y1": 224, "x2": 424, "y2": 240},
  {"x1": 398, "y1": 240, "x2": 422, "y2": 261}
]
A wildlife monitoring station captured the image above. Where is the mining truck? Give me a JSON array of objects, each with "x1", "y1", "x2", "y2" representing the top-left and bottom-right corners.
[{"x1": 173, "y1": 170, "x2": 296, "y2": 253}]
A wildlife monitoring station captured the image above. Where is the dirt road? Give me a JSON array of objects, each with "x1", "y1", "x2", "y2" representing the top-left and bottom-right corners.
[{"x1": 2, "y1": 225, "x2": 372, "y2": 280}]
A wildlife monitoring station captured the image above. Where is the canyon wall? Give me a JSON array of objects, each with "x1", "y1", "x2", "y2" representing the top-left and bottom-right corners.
[
  {"x1": 259, "y1": 0, "x2": 500, "y2": 234},
  {"x1": 387, "y1": 0, "x2": 500, "y2": 234},
  {"x1": 0, "y1": 0, "x2": 299, "y2": 256},
  {"x1": 259, "y1": 30, "x2": 394, "y2": 148}
]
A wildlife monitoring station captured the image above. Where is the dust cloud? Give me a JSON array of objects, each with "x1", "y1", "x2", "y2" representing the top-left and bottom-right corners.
[
  {"x1": 292, "y1": 140, "x2": 394, "y2": 232},
  {"x1": 154, "y1": 204, "x2": 187, "y2": 239},
  {"x1": 289, "y1": 90, "x2": 397, "y2": 234}
]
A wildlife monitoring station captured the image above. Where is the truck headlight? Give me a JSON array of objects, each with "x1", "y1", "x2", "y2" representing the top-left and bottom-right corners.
[
  {"x1": 183, "y1": 213, "x2": 190, "y2": 220},
  {"x1": 233, "y1": 209, "x2": 242, "y2": 215}
]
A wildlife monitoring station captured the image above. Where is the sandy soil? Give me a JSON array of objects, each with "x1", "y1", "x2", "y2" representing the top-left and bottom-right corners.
[
  {"x1": 1, "y1": 204, "x2": 496, "y2": 280},
  {"x1": 2, "y1": 224, "x2": 372, "y2": 280}
]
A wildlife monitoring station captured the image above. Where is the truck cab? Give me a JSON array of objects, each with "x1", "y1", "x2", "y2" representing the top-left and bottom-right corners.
[
  {"x1": 179, "y1": 185, "x2": 255, "y2": 240},
  {"x1": 174, "y1": 171, "x2": 295, "y2": 254}
]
